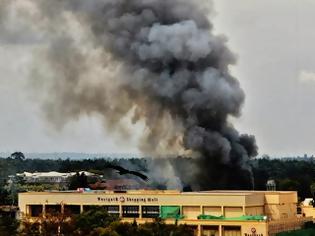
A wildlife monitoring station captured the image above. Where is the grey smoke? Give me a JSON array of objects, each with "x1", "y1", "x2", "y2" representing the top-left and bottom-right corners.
[{"x1": 1, "y1": 0, "x2": 258, "y2": 190}]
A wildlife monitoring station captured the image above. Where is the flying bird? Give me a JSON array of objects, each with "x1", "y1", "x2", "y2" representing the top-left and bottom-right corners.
[{"x1": 105, "y1": 164, "x2": 148, "y2": 181}]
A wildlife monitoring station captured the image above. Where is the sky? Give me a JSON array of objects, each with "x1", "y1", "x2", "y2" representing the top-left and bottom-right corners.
[{"x1": 0, "y1": 0, "x2": 315, "y2": 156}]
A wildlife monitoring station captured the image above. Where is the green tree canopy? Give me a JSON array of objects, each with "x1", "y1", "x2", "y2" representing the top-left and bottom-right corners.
[{"x1": 73, "y1": 206, "x2": 119, "y2": 235}]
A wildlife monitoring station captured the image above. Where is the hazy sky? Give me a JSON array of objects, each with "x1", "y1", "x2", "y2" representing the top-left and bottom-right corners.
[{"x1": 0, "y1": 0, "x2": 314, "y2": 156}]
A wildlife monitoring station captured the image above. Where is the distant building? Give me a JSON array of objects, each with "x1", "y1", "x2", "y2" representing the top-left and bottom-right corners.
[
  {"x1": 301, "y1": 198, "x2": 315, "y2": 218},
  {"x1": 19, "y1": 190, "x2": 310, "y2": 236},
  {"x1": 15, "y1": 171, "x2": 99, "y2": 184}
]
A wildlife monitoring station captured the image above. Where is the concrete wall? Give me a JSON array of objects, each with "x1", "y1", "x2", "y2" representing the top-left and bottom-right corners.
[
  {"x1": 245, "y1": 206, "x2": 264, "y2": 216},
  {"x1": 183, "y1": 206, "x2": 200, "y2": 219},
  {"x1": 302, "y1": 206, "x2": 315, "y2": 218},
  {"x1": 203, "y1": 206, "x2": 222, "y2": 216},
  {"x1": 265, "y1": 203, "x2": 297, "y2": 220},
  {"x1": 224, "y1": 207, "x2": 243, "y2": 218}
]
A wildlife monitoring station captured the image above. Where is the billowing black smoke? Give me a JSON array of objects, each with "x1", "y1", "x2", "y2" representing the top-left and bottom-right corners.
[{"x1": 1, "y1": 0, "x2": 258, "y2": 190}]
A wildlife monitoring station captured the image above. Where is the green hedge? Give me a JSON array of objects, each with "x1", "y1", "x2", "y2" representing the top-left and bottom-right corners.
[{"x1": 276, "y1": 228, "x2": 315, "y2": 236}]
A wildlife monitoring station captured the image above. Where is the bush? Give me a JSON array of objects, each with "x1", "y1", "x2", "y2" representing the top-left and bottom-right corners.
[{"x1": 0, "y1": 216, "x2": 18, "y2": 236}]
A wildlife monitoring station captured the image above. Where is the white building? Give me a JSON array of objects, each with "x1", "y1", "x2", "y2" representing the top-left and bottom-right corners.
[{"x1": 15, "y1": 171, "x2": 98, "y2": 184}]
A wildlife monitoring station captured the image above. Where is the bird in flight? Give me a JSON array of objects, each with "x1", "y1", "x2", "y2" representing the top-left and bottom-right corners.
[{"x1": 105, "y1": 164, "x2": 148, "y2": 181}]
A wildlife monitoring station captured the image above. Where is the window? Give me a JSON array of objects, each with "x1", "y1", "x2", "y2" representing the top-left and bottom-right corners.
[
  {"x1": 122, "y1": 206, "x2": 139, "y2": 218},
  {"x1": 45, "y1": 205, "x2": 61, "y2": 216},
  {"x1": 105, "y1": 206, "x2": 120, "y2": 216},
  {"x1": 29, "y1": 205, "x2": 43, "y2": 217},
  {"x1": 188, "y1": 225, "x2": 198, "y2": 236},
  {"x1": 83, "y1": 205, "x2": 120, "y2": 216},
  {"x1": 202, "y1": 226, "x2": 219, "y2": 236},
  {"x1": 83, "y1": 205, "x2": 95, "y2": 212},
  {"x1": 142, "y1": 206, "x2": 160, "y2": 218},
  {"x1": 64, "y1": 205, "x2": 81, "y2": 215},
  {"x1": 222, "y1": 226, "x2": 241, "y2": 236}
]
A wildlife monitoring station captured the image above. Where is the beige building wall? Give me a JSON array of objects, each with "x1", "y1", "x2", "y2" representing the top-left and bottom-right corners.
[
  {"x1": 245, "y1": 206, "x2": 264, "y2": 216},
  {"x1": 265, "y1": 203, "x2": 297, "y2": 220},
  {"x1": 224, "y1": 207, "x2": 243, "y2": 218},
  {"x1": 19, "y1": 191, "x2": 267, "y2": 217},
  {"x1": 182, "y1": 206, "x2": 201, "y2": 219},
  {"x1": 302, "y1": 206, "x2": 315, "y2": 219},
  {"x1": 203, "y1": 206, "x2": 222, "y2": 216}
]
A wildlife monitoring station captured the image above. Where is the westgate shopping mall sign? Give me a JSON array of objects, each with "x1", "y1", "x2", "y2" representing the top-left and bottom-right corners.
[{"x1": 97, "y1": 196, "x2": 159, "y2": 203}]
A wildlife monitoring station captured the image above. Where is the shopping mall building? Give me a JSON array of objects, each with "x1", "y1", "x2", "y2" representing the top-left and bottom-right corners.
[{"x1": 18, "y1": 190, "x2": 311, "y2": 236}]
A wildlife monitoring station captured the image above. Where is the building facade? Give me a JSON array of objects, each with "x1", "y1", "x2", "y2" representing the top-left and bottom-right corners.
[
  {"x1": 301, "y1": 198, "x2": 315, "y2": 219},
  {"x1": 16, "y1": 171, "x2": 98, "y2": 184},
  {"x1": 18, "y1": 190, "x2": 310, "y2": 236}
]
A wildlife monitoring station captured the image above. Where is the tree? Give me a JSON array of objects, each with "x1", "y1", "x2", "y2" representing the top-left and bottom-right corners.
[
  {"x1": 0, "y1": 216, "x2": 18, "y2": 236},
  {"x1": 20, "y1": 209, "x2": 75, "y2": 236},
  {"x1": 18, "y1": 206, "x2": 195, "y2": 236},
  {"x1": 310, "y1": 182, "x2": 315, "y2": 196},
  {"x1": 19, "y1": 222, "x2": 41, "y2": 236},
  {"x1": 10, "y1": 152, "x2": 25, "y2": 161},
  {"x1": 73, "y1": 206, "x2": 118, "y2": 235},
  {"x1": 99, "y1": 219, "x2": 194, "y2": 236},
  {"x1": 90, "y1": 227, "x2": 120, "y2": 236},
  {"x1": 278, "y1": 178, "x2": 299, "y2": 191},
  {"x1": 0, "y1": 185, "x2": 11, "y2": 205},
  {"x1": 68, "y1": 172, "x2": 88, "y2": 190}
]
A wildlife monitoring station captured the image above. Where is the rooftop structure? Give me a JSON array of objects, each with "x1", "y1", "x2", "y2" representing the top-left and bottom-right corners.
[
  {"x1": 89, "y1": 179, "x2": 144, "y2": 191},
  {"x1": 18, "y1": 190, "x2": 310, "y2": 236}
]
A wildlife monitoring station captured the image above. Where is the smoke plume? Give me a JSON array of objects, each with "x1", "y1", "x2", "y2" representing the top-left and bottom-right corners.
[{"x1": 1, "y1": 0, "x2": 258, "y2": 190}]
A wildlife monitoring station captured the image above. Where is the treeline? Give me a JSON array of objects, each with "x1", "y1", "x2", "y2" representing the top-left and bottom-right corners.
[
  {"x1": 252, "y1": 158, "x2": 315, "y2": 199},
  {"x1": 0, "y1": 157, "x2": 148, "y2": 205},
  {"x1": 1, "y1": 156, "x2": 315, "y2": 199},
  {"x1": 0, "y1": 157, "x2": 147, "y2": 180}
]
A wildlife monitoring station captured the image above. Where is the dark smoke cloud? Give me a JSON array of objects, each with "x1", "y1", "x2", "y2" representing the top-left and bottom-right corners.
[{"x1": 1, "y1": 0, "x2": 258, "y2": 190}]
